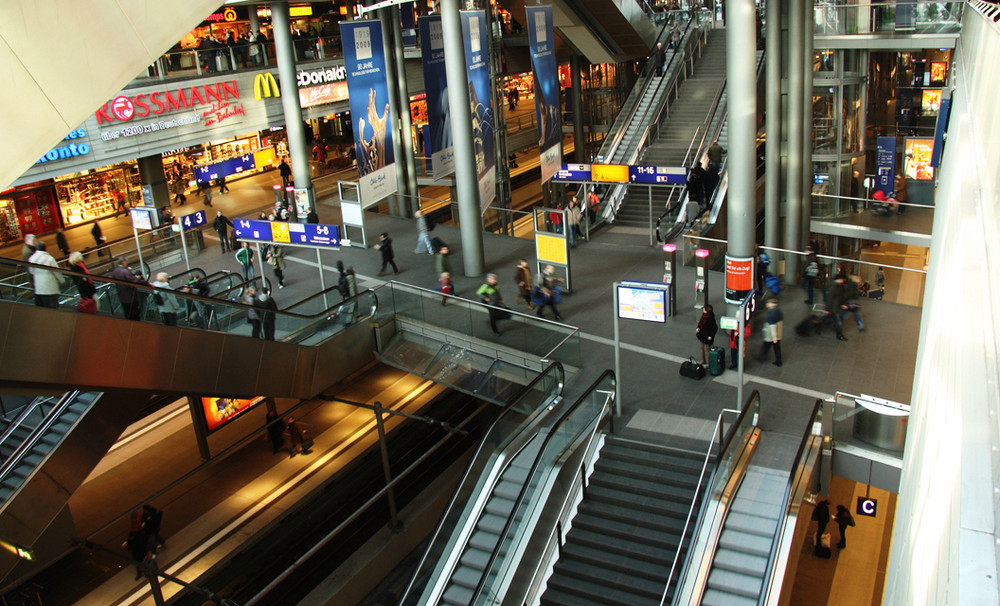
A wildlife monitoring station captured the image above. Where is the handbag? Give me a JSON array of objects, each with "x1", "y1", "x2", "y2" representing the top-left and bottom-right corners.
[
  {"x1": 680, "y1": 357, "x2": 706, "y2": 380},
  {"x1": 301, "y1": 437, "x2": 314, "y2": 450}
]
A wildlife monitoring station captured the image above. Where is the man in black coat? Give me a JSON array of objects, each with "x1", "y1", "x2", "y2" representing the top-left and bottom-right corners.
[{"x1": 213, "y1": 210, "x2": 235, "y2": 253}]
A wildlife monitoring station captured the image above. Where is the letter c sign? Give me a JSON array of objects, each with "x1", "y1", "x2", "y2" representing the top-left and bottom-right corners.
[{"x1": 856, "y1": 496, "x2": 878, "y2": 517}]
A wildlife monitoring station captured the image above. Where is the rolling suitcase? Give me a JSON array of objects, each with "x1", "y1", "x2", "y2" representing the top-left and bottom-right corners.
[{"x1": 708, "y1": 347, "x2": 725, "y2": 376}]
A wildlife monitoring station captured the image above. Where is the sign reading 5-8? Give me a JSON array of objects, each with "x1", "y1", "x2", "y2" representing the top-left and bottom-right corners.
[{"x1": 180, "y1": 210, "x2": 207, "y2": 231}]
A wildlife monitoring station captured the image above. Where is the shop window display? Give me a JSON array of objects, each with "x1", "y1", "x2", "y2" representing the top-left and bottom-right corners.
[{"x1": 54, "y1": 164, "x2": 140, "y2": 226}]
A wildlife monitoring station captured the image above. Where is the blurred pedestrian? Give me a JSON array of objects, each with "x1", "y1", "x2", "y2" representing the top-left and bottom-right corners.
[
  {"x1": 696, "y1": 304, "x2": 718, "y2": 365},
  {"x1": 55, "y1": 228, "x2": 70, "y2": 257},
  {"x1": 141, "y1": 504, "x2": 166, "y2": 557},
  {"x1": 243, "y1": 285, "x2": 261, "y2": 338},
  {"x1": 236, "y1": 242, "x2": 255, "y2": 281},
  {"x1": 265, "y1": 244, "x2": 286, "y2": 288},
  {"x1": 21, "y1": 233, "x2": 37, "y2": 262},
  {"x1": 151, "y1": 272, "x2": 182, "y2": 327},
  {"x1": 812, "y1": 499, "x2": 831, "y2": 544},
  {"x1": 266, "y1": 409, "x2": 286, "y2": 454},
  {"x1": 477, "y1": 273, "x2": 510, "y2": 336},
  {"x1": 759, "y1": 299, "x2": 784, "y2": 366},
  {"x1": 375, "y1": 232, "x2": 399, "y2": 275},
  {"x1": 28, "y1": 241, "x2": 65, "y2": 309},
  {"x1": 91, "y1": 222, "x2": 106, "y2": 256},
  {"x1": 438, "y1": 272, "x2": 454, "y2": 305},
  {"x1": 287, "y1": 416, "x2": 312, "y2": 457},
  {"x1": 834, "y1": 504, "x2": 855, "y2": 548},
  {"x1": 513, "y1": 259, "x2": 533, "y2": 310},
  {"x1": 112, "y1": 256, "x2": 148, "y2": 321},
  {"x1": 435, "y1": 245, "x2": 452, "y2": 281},
  {"x1": 256, "y1": 288, "x2": 278, "y2": 341},
  {"x1": 414, "y1": 210, "x2": 434, "y2": 254},
  {"x1": 534, "y1": 264, "x2": 564, "y2": 321}
]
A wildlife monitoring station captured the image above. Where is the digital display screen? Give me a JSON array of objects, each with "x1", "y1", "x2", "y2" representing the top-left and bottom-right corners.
[
  {"x1": 930, "y1": 61, "x2": 947, "y2": 84},
  {"x1": 921, "y1": 89, "x2": 942, "y2": 115},
  {"x1": 617, "y1": 284, "x2": 667, "y2": 323},
  {"x1": 201, "y1": 396, "x2": 264, "y2": 433}
]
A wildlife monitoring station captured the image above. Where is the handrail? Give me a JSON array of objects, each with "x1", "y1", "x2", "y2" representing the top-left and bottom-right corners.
[
  {"x1": 0, "y1": 396, "x2": 60, "y2": 450},
  {"x1": 658, "y1": 408, "x2": 728, "y2": 606},
  {"x1": 758, "y1": 399, "x2": 823, "y2": 604},
  {"x1": 720, "y1": 390, "x2": 760, "y2": 456},
  {"x1": 397, "y1": 362, "x2": 566, "y2": 605},
  {"x1": 0, "y1": 391, "x2": 84, "y2": 488},
  {"x1": 469, "y1": 369, "x2": 616, "y2": 604}
]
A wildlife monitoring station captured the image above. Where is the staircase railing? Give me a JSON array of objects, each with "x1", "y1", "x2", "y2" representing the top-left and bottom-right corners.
[
  {"x1": 759, "y1": 399, "x2": 824, "y2": 605},
  {"x1": 0, "y1": 396, "x2": 60, "y2": 455},
  {"x1": 398, "y1": 362, "x2": 566, "y2": 605},
  {"x1": 471, "y1": 370, "x2": 616, "y2": 605},
  {"x1": 670, "y1": 390, "x2": 763, "y2": 605},
  {"x1": 0, "y1": 391, "x2": 87, "y2": 500}
]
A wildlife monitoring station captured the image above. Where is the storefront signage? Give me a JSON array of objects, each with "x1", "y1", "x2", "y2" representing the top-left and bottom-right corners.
[
  {"x1": 234, "y1": 218, "x2": 341, "y2": 248},
  {"x1": 205, "y1": 8, "x2": 239, "y2": 22},
  {"x1": 298, "y1": 82, "x2": 349, "y2": 108},
  {"x1": 36, "y1": 129, "x2": 90, "y2": 164},
  {"x1": 296, "y1": 65, "x2": 347, "y2": 88},
  {"x1": 904, "y1": 138, "x2": 934, "y2": 181},
  {"x1": 95, "y1": 81, "x2": 242, "y2": 125},
  {"x1": 254, "y1": 73, "x2": 281, "y2": 100}
]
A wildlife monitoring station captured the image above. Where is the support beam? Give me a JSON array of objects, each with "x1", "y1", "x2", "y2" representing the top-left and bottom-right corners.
[
  {"x1": 784, "y1": 0, "x2": 805, "y2": 280},
  {"x1": 764, "y1": 0, "x2": 782, "y2": 250}
]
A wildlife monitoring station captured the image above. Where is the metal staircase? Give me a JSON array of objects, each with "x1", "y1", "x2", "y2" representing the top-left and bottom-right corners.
[{"x1": 540, "y1": 436, "x2": 707, "y2": 606}]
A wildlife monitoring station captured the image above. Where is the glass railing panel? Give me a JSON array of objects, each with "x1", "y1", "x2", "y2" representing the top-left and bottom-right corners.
[
  {"x1": 813, "y1": 1, "x2": 962, "y2": 36},
  {"x1": 425, "y1": 345, "x2": 497, "y2": 392},
  {"x1": 380, "y1": 332, "x2": 445, "y2": 375},
  {"x1": 476, "y1": 362, "x2": 537, "y2": 404},
  {"x1": 474, "y1": 371, "x2": 616, "y2": 605},
  {"x1": 399, "y1": 362, "x2": 565, "y2": 605}
]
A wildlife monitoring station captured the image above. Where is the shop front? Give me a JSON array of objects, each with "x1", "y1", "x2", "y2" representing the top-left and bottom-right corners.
[{"x1": 0, "y1": 182, "x2": 58, "y2": 243}]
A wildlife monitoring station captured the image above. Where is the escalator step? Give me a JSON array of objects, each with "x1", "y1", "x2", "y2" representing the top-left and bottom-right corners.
[
  {"x1": 702, "y1": 587, "x2": 759, "y2": 606},
  {"x1": 468, "y1": 529, "x2": 500, "y2": 553},
  {"x1": 718, "y1": 529, "x2": 772, "y2": 558},
  {"x1": 441, "y1": 582, "x2": 473, "y2": 606},
  {"x1": 725, "y1": 511, "x2": 779, "y2": 538},
  {"x1": 450, "y1": 565, "x2": 482, "y2": 590},
  {"x1": 706, "y1": 567, "x2": 764, "y2": 600},
  {"x1": 459, "y1": 546, "x2": 490, "y2": 571},
  {"x1": 485, "y1": 496, "x2": 515, "y2": 518},
  {"x1": 714, "y1": 548, "x2": 769, "y2": 578}
]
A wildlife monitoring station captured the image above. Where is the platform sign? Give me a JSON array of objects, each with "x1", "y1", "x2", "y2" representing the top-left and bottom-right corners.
[
  {"x1": 629, "y1": 165, "x2": 686, "y2": 185},
  {"x1": 553, "y1": 163, "x2": 592, "y2": 182},
  {"x1": 234, "y1": 218, "x2": 340, "y2": 248},
  {"x1": 591, "y1": 164, "x2": 629, "y2": 183},
  {"x1": 195, "y1": 153, "x2": 256, "y2": 184},
  {"x1": 535, "y1": 232, "x2": 567, "y2": 265},
  {"x1": 179, "y1": 209, "x2": 207, "y2": 231},
  {"x1": 720, "y1": 315, "x2": 738, "y2": 330},
  {"x1": 233, "y1": 218, "x2": 273, "y2": 242},
  {"x1": 857, "y1": 497, "x2": 878, "y2": 517}
]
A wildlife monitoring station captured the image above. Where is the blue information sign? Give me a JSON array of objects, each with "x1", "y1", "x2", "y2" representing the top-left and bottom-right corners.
[
  {"x1": 552, "y1": 163, "x2": 592, "y2": 182},
  {"x1": 195, "y1": 154, "x2": 256, "y2": 184},
  {"x1": 628, "y1": 165, "x2": 687, "y2": 185},
  {"x1": 179, "y1": 210, "x2": 207, "y2": 231},
  {"x1": 290, "y1": 222, "x2": 340, "y2": 247},
  {"x1": 233, "y1": 218, "x2": 274, "y2": 242}
]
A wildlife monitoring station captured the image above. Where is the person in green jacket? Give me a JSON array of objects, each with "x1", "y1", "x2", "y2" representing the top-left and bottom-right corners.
[
  {"x1": 476, "y1": 273, "x2": 509, "y2": 336},
  {"x1": 236, "y1": 242, "x2": 255, "y2": 281}
]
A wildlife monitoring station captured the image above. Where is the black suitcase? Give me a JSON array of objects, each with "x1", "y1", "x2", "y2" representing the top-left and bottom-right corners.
[{"x1": 680, "y1": 358, "x2": 706, "y2": 380}]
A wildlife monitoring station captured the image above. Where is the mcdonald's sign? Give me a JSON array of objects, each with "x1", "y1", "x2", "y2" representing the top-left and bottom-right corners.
[{"x1": 253, "y1": 73, "x2": 280, "y2": 100}]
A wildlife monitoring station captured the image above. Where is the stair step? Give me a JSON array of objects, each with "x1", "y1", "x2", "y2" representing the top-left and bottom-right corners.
[
  {"x1": 560, "y1": 541, "x2": 672, "y2": 583},
  {"x1": 578, "y1": 499, "x2": 686, "y2": 535},
  {"x1": 595, "y1": 457, "x2": 699, "y2": 489},
  {"x1": 543, "y1": 568, "x2": 662, "y2": 606},
  {"x1": 571, "y1": 513, "x2": 677, "y2": 550},
  {"x1": 551, "y1": 557, "x2": 664, "y2": 600},
  {"x1": 586, "y1": 483, "x2": 693, "y2": 517},
  {"x1": 567, "y1": 528, "x2": 674, "y2": 566},
  {"x1": 590, "y1": 473, "x2": 697, "y2": 503},
  {"x1": 706, "y1": 567, "x2": 764, "y2": 600}
]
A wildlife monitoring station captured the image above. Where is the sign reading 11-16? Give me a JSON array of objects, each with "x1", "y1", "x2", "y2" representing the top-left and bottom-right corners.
[{"x1": 234, "y1": 218, "x2": 341, "y2": 248}]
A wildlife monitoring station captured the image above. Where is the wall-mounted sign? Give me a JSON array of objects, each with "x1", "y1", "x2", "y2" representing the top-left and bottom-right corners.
[
  {"x1": 253, "y1": 73, "x2": 281, "y2": 100},
  {"x1": 36, "y1": 129, "x2": 90, "y2": 165},
  {"x1": 856, "y1": 496, "x2": 878, "y2": 517},
  {"x1": 95, "y1": 81, "x2": 242, "y2": 126},
  {"x1": 904, "y1": 138, "x2": 935, "y2": 181},
  {"x1": 296, "y1": 65, "x2": 347, "y2": 87},
  {"x1": 201, "y1": 396, "x2": 264, "y2": 433},
  {"x1": 195, "y1": 154, "x2": 256, "y2": 184}
]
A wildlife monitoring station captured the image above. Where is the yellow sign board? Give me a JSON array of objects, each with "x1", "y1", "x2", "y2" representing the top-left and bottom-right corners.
[
  {"x1": 290, "y1": 5, "x2": 313, "y2": 16},
  {"x1": 270, "y1": 221, "x2": 291, "y2": 243},
  {"x1": 591, "y1": 164, "x2": 628, "y2": 183},
  {"x1": 535, "y1": 233, "x2": 567, "y2": 265},
  {"x1": 254, "y1": 148, "x2": 277, "y2": 170}
]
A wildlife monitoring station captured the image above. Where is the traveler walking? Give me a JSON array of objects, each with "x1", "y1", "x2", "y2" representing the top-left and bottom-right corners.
[
  {"x1": 265, "y1": 244, "x2": 286, "y2": 288},
  {"x1": 513, "y1": 259, "x2": 534, "y2": 310},
  {"x1": 534, "y1": 265, "x2": 564, "y2": 321},
  {"x1": 477, "y1": 274, "x2": 510, "y2": 336},
  {"x1": 414, "y1": 210, "x2": 435, "y2": 254},
  {"x1": 759, "y1": 299, "x2": 784, "y2": 366},
  {"x1": 151, "y1": 272, "x2": 182, "y2": 327},
  {"x1": 287, "y1": 416, "x2": 313, "y2": 457},
  {"x1": 375, "y1": 232, "x2": 399, "y2": 275}
]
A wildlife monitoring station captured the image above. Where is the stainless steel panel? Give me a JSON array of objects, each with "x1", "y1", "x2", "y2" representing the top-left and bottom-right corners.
[
  {"x1": 120, "y1": 320, "x2": 184, "y2": 391},
  {"x1": 215, "y1": 334, "x2": 266, "y2": 396},
  {"x1": 310, "y1": 321, "x2": 375, "y2": 396},
  {"x1": 253, "y1": 340, "x2": 300, "y2": 396},
  {"x1": 62, "y1": 313, "x2": 132, "y2": 388},
  {"x1": 1, "y1": 306, "x2": 76, "y2": 384},
  {"x1": 171, "y1": 327, "x2": 229, "y2": 395}
]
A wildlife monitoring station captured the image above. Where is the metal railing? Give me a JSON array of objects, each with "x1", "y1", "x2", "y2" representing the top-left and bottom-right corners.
[
  {"x1": 472, "y1": 370, "x2": 616, "y2": 605},
  {"x1": 398, "y1": 362, "x2": 566, "y2": 605},
  {"x1": 0, "y1": 391, "x2": 87, "y2": 496},
  {"x1": 812, "y1": 1, "x2": 963, "y2": 37},
  {"x1": 759, "y1": 399, "x2": 824, "y2": 604},
  {"x1": 0, "y1": 396, "x2": 61, "y2": 459}
]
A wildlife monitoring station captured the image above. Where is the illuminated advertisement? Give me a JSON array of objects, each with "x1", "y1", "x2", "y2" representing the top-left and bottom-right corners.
[
  {"x1": 921, "y1": 89, "x2": 942, "y2": 115},
  {"x1": 930, "y1": 61, "x2": 947, "y2": 84},
  {"x1": 904, "y1": 138, "x2": 935, "y2": 181},
  {"x1": 201, "y1": 396, "x2": 264, "y2": 432}
]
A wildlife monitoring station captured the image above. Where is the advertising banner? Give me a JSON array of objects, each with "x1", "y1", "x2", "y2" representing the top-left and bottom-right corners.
[
  {"x1": 418, "y1": 15, "x2": 455, "y2": 179},
  {"x1": 201, "y1": 396, "x2": 264, "y2": 433},
  {"x1": 525, "y1": 6, "x2": 562, "y2": 183},
  {"x1": 341, "y1": 20, "x2": 398, "y2": 205},
  {"x1": 461, "y1": 10, "x2": 496, "y2": 210},
  {"x1": 875, "y1": 136, "x2": 896, "y2": 197},
  {"x1": 725, "y1": 255, "x2": 754, "y2": 304},
  {"x1": 903, "y1": 138, "x2": 934, "y2": 182}
]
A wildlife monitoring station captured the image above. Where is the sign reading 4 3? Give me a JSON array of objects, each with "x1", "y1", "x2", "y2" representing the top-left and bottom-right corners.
[{"x1": 180, "y1": 210, "x2": 207, "y2": 231}]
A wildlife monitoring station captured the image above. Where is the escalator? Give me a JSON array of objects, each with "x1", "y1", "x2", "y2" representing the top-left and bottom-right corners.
[{"x1": 674, "y1": 399, "x2": 824, "y2": 605}]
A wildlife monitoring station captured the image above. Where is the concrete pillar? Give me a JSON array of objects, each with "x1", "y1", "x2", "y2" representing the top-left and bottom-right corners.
[
  {"x1": 391, "y1": 6, "x2": 418, "y2": 216},
  {"x1": 440, "y1": 0, "x2": 485, "y2": 275},
  {"x1": 726, "y1": 0, "x2": 758, "y2": 312},
  {"x1": 800, "y1": 0, "x2": 815, "y2": 258},
  {"x1": 764, "y1": 0, "x2": 782, "y2": 251},
  {"x1": 249, "y1": 6, "x2": 260, "y2": 33},
  {"x1": 270, "y1": 1, "x2": 315, "y2": 219},
  {"x1": 136, "y1": 155, "x2": 170, "y2": 209},
  {"x1": 571, "y1": 55, "x2": 586, "y2": 163},
  {"x1": 380, "y1": 9, "x2": 407, "y2": 217},
  {"x1": 784, "y1": 0, "x2": 805, "y2": 280}
]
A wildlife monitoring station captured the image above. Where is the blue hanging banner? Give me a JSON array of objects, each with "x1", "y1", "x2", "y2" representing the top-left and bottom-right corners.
[
  {"x1": 526, "y1": 6, "x2": 562, "y2": 183},
  {"x1": 875, "y1": 136, "x2": 896, "y2": 197},
  {"x1": 461, "y1": 10, "x2": 496, "y2": 211},
  {"x1": 418, "y1": 15, "x2": 455, "y2": 179},
  {"x1": 340, "y1": 20, "x2": 398, "y2": 205},
  {"x1": 400, "y1": 4, "x2": 417, "y2": 47}
]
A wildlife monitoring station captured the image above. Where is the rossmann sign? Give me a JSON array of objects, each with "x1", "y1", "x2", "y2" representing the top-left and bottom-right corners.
[{"x1": 95, "y1": 81, "x2": 242, "y2": 125}]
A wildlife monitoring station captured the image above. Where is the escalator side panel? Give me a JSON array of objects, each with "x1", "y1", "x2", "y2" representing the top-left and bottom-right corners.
[
  {"x1": 0, "y1": 390, "x2": 141, "y2": 584},
  {"x1": 0, "y1": 302, "x2": 376, "y2": 399}
]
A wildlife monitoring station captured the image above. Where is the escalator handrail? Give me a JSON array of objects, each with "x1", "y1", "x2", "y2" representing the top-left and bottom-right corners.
[
  {"x1": 0, "y1": 396, "x2": 61, "y2": 455},
  {"x1": 758, "y1": 399, "x2": 824, "y2": 605},
  {"x1": 397, "y1": 362, "x2": 566, "y2": 605},
  {"x1": 0, "y1": 391, "x2": 85, "y2": 494},
  {"x1": 469, "y1": 369, "x2": 616, "y2": 604},
  {"x1": 659, "y1": 389, "x2": 760, "y2": 605}
]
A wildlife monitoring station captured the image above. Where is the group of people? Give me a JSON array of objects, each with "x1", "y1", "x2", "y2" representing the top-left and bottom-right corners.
[
  {"x1": 695, "y1": 298, "x2": 784, "y2": 369},
  {"x1": 265, "y1": 410, "x2": 313, "y2": 458},
  {"x1": 812, "y1": 499, "x2": 856, "y2": 550},
  {"x1": 194, "y1": 29, "x2": 269, "y2": 73}
]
